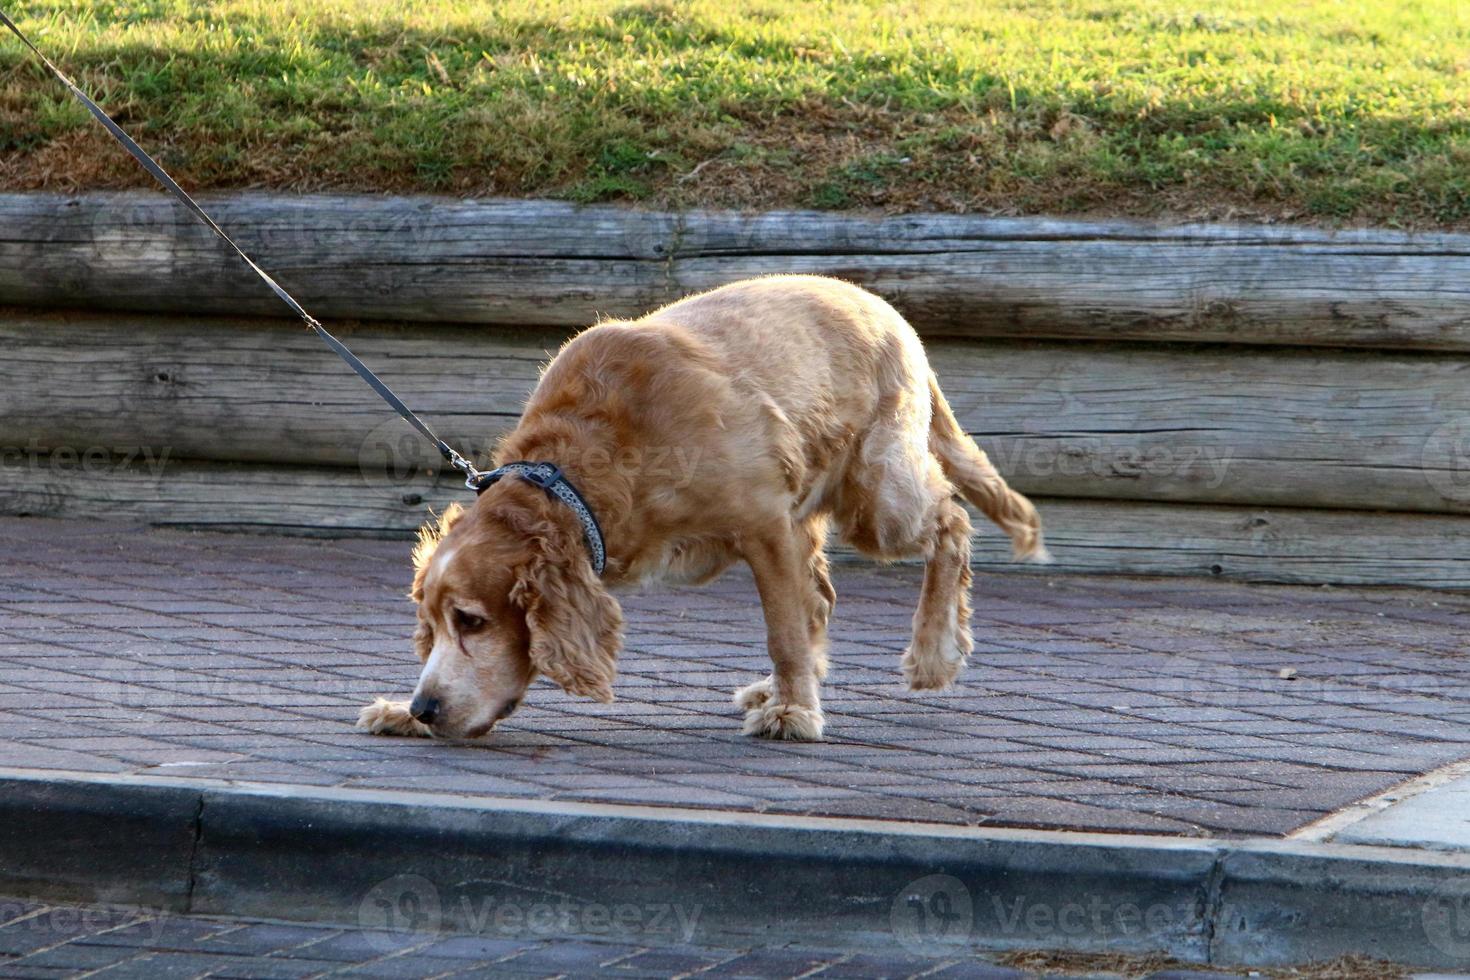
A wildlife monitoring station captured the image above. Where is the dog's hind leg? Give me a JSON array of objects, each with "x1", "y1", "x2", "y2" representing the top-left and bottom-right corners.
[
  {"x1": 834, "y1": 397, "x2": 975, "y2": 691},
  {"x1": 901, "y1": 496, "x2": 974, "y2": 690}
]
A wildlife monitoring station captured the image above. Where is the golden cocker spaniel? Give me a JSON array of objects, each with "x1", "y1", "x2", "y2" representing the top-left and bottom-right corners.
[{"x1": 360, "y1": 275, "x2": 1046, "y2": 741}]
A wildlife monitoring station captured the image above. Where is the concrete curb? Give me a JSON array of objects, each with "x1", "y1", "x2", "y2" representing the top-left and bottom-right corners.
[{"x1": 1, "y1": 767, "x2": 1467, "y2": 969}]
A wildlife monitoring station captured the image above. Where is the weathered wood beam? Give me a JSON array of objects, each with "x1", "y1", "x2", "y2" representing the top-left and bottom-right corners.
[
  {"x1": 6, "y1": 311, "x2": 1470, "y2": 515},
  {"x1": 4, "y1": 456, "x2": 1469, "y2": 587},
  {"x1": 0, "y1": 310, "x2": 552, "y2": 470},
  {"x1": 1022, "y1": 497, "x2": 1470, "y2": 588},
  {"x1": 5, "y1": 192, "x2": 1470, "y2": 349}
]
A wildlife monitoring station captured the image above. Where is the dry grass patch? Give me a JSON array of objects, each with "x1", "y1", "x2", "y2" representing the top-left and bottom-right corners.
[{"x1": 998, "y1": 949, "x2": 1411, "y2": 979}]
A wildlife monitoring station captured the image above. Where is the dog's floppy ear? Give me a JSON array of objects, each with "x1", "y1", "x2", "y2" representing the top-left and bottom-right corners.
[
  {"x1": 410, "y1": 502, "x2": 466, "y2": 602},
  {"x1": 512, "y1": 538, "x2": 623, "y2": 703}
]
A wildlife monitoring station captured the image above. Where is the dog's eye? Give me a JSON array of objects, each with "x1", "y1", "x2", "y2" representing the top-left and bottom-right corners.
[{"x1": 454, "y1": 609, "x2": 486, "y2": 632}]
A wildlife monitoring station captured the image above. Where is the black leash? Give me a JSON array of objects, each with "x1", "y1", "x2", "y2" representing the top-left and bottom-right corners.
[{"x1": 0, "y1": 8, "x2": 482, "y2": 486}]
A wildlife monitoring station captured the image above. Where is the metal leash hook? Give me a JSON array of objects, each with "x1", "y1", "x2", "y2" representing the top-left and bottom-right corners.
[
  {"x1": 0, "y1": 7, "x2": 484, "y2": 492},
  {"x1": 445, "y1": 448, "x2": 485, "y2": 491}
]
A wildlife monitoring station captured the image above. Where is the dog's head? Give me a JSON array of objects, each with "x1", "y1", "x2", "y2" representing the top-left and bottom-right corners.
[{"x1": 405, "y1": 489, "x2": 623, "y2": 738}]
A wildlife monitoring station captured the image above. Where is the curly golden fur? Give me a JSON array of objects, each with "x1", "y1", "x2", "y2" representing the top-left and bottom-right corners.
[{"x1": 359, "y1": 275, "x2": 1046, "y2": 741}]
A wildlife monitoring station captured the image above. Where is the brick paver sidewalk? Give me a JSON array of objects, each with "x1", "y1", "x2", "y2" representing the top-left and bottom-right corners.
[
  {"x1": 0, "y1": 895, "x2": 1255, "y2": 979},
  {"x1": 3, "y1": 517, "x2": 1470, "y2": 837}
]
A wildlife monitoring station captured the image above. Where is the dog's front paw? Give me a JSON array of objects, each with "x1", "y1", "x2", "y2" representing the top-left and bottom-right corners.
[
  {"x1": 742, "y1": 700, "x2": 825, "y2": 741},
  {"x1": 732, "y1": 675, "x2": 775, "y2": 711},
  {"x1": 357, "y1": 698, "x2": 433, "y2": 737}
]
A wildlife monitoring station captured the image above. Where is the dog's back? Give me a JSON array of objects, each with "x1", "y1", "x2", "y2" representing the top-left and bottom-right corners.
[
  {"x1": 522, "y1": 274, "x2": 1043, "y2": 562},
  {"x1": 642, "y1": 274, "x2": 907, "y2": 426}
]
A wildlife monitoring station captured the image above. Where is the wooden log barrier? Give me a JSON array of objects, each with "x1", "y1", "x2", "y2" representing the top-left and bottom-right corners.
[
  {"x1": 5, "y1": 311, "x2": 1470, "y2": 515},
  {"x1": 6, "y1": 192, "x2": 1470, "y2": 586},
  {"x1": 4, "y1": 192, "x2": 1470, "y2": 349}
]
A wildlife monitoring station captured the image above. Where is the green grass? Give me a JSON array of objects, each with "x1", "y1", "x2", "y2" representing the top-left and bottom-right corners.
[{"x1": 2, "y1": 0, "x2": 1469, "y2": 225}]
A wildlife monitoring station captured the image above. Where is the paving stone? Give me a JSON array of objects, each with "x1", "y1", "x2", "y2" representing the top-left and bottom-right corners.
[
  {"x1": 0, "y1": 965, "x2": 76, "y2": 979},
  {"x1": 10, "y1": 941, "x2": 141, "y2": 970},
  {"x1": 414, "y1": 935, "x2": 536, "y2": 960},
  {"x1": 0, "y1": 902, "x2": 47, "y2": 928},
  {"x1": 72, "y1": 917, "x2": 230, "y2": 950},
  {"x1": 499, "y1": 939, "x2": 643, "y2": 971},
  {"x1": 698, "y1": 947, "x2": 845, "y2": 978},
  {"x1": 209, "y1": 956, "x2": 328, "y2": 979},
  {"x1": 911, "y1": 961, "x2": 1027, "y2": 979},
  {"x1": 608, "y1": 946, "x2": 734, "y2": 974},
  {"x1": 85, "y1": 951, "x2": 259, "y2": 978},
  {"x1": 333, "y1": 953, "x2": 489, "y2": 977},
  {"x1": 806, "y1": 951, "x2": 954, "y2": 978},
  {"x1": 282, "y1": 928, "x2": 427, "y2": 961},
  {"x1": 196, "y1": 922, "x2": 339, "y2": 956},
  {"x1": 0, "y1": 929, "x2": 64, "y2": 959}
]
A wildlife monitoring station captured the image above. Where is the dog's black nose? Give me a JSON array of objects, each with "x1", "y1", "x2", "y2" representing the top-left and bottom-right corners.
[{"x1": 409, "y1": 694, "x2": 440, "y2": 725}]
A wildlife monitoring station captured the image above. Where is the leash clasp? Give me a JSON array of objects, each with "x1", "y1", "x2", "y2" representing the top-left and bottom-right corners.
[{"x1": 444, "y1": 448, "x2": 484, "y2": 491}]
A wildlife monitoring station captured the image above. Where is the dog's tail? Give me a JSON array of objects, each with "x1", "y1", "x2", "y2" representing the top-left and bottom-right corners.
[{"x1": 928, "y1": 376, "x2": 1050, "y2": 562}]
